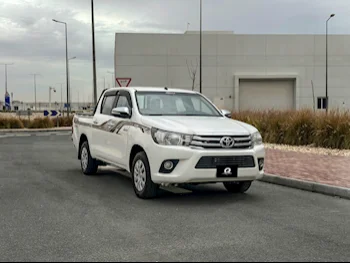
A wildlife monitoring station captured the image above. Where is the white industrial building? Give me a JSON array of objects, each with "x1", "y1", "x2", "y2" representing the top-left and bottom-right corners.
[{"x1": 114, "y1": 31, "x2": 350, "y2": 111}]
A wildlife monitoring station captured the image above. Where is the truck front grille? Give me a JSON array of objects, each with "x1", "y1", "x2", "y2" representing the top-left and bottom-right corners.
[
  {"x1": 195, "y1": 156, "x2": 255, "y2": 169},
  {"x1": 190, "y1": 135, "x2": 252, "y2": 149}
]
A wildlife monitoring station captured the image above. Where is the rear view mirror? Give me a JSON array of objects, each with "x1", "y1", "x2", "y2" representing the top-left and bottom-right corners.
[
  {"x1": 111, "y1": 107, "x2": 131, "y2": 118},
  {"x1": 221, "y1": 109, "x2": 232, "y2": 118}
]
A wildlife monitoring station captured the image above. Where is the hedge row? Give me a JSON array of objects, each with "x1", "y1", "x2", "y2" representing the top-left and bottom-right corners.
[
  {"x1": 0, "y1": 116, "x2": 73, "y2": 129},
  {"x1": 231, "y1": 109, "x2": 350, "y2": 149}
]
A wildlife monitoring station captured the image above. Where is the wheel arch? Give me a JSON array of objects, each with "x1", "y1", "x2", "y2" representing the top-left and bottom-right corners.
[
  {"x1": 78, "y1": 133, "x2": 88, "y2": 160},
  {"x1": 129, "y1": 144, "x2": 147, "y2": 172}
]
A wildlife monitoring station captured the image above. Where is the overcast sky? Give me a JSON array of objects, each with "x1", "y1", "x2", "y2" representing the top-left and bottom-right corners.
[{"x1": 1, "y1": 0, "x2": 349, "y2": 103}]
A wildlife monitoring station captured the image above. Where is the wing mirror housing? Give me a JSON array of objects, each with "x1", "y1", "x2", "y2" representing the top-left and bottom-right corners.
[
  {"x1": 221, "y1": 109, "x2": 232, "y2": 118},
  {"x1": 111, "y1": 107, "x2": 131, "y2": 118}
]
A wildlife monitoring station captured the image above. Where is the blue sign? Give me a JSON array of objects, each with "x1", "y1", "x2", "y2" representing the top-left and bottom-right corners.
[
  {"x1": 64, "y1": 103, "x2": 70, "y2": 108},
  {"x1": 5, "y1": 91, "x2": 10, "y2": 110},
  {"x1": 44, "y1": 110, "x2": 61, "y2": 117}
]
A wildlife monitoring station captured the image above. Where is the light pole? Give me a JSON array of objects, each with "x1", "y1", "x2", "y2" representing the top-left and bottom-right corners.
[
  {"x1": 326, "y1": 13, "x2": 335, "y2": 113},
  {"x1": 199, "y1": 0, "x2": 202, "y2": 94},
  {"x1": 52, "y1": 18, "x2": 70, "y2": 117},
  {"x1": 56, "y1": 83, "x2": 63, "y2": 112},
  {"x1": 30, "y1": 73, "x2": 40, "y2": 111},
  {"x1": 102, "y1": 77, "x2": 106, "y2": 90},
  {"x1": 68, "y1": 56, "x2": 76, "y2": 108},
  {"x1": 91, "y1": 0, "x2": 97, "y2": 105},
  {"x1": 49, "y1": 86, "x2": 56, "y2": 110},
  {"x1": 107, "y1": 71, "x2": 115, "y2": 87},
  {"x1": 1, "y1": 63, "x2": 14, "y2": 110}
]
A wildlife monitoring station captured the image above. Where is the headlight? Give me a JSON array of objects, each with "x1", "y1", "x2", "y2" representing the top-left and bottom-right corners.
[
  {"x1": 252, "y1": 131, "x2": 263, "y2": 146},
  {"x1": 151, "y1": 128, "x2": 192, "y2": 146}
]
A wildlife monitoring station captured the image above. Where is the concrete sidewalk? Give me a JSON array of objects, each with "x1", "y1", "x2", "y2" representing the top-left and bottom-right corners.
[{"x1": 262, "y1": 147, "x2": 350, "y2": 199}]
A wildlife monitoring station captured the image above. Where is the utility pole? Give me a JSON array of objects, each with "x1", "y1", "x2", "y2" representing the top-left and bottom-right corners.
[
  {"x1": 91, "y1": 0, "x2": 97, "y2": 105},
  {"x1": 30, "y1": 73, "x2": 40, "y2": 111},
  {"x1": 326, "y1": 13, "x2": 335, "y2": 113}
]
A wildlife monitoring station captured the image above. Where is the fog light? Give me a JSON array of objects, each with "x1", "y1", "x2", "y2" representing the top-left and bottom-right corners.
[
  {"x1": 163, "y1": 161, "x2": 174, "y2": 170},
  {"x1": 159, "y1": 159, "x2": 179, "y2": 174},
  {"x1": 258, "y1": 158, "x2": 264, "y2": 171}
]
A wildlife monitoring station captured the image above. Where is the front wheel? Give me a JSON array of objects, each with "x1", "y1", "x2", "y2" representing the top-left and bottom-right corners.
[
  {"x1": 80, "y1": 141, "x2": 98, "y2": 175},
  {"x1": 223, "y1": 181, "x2": 252, "y2": 193},
  {"x1": 131, "y1": 151, "x2": 159, "y2": 199}
]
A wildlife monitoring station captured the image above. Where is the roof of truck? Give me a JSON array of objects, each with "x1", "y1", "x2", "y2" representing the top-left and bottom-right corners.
[{"x1": 107, "y1": 87, "x2": 198, "y2": 94}]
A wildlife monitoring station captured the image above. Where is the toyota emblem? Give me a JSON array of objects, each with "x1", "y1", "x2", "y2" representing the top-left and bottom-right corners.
[{"x1": 220, "y1": 136, "x2": 235, "y2": 148}]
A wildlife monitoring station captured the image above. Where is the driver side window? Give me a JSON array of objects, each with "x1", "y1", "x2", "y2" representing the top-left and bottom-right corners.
[
  {"x1": 101, "y1": 95, "x2": 117, "y2": 115},
  {"x1": 116, "y1": 95, "x2": 130, "y2": 108}
]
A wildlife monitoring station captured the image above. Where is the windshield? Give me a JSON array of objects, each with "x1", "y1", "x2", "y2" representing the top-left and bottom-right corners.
[{"x1": 135, "y1": 91, "x2": 222, "y2": 116}]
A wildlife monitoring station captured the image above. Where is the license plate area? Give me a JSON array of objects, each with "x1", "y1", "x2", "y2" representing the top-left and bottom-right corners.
[{"x1": 216, "y1": 165, "x2": 238, "y2": 178}]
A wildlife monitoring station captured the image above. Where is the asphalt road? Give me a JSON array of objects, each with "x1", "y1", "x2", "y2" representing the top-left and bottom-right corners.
[{"x1": 0, "y1": 134, "x2": 349, "y2": 262}]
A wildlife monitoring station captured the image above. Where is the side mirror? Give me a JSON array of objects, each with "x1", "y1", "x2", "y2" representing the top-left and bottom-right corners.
[
  {"x1": 111, "y1": 107, "x2": 131, "y2": 118},
  {"x1": 221, "y1": 109, "x2": 232, "y2": 118}
]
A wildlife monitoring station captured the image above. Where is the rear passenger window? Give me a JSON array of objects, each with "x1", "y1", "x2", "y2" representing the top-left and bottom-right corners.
[{"x1": 101, "y1": 96, "x2": 116, "y2": 115}]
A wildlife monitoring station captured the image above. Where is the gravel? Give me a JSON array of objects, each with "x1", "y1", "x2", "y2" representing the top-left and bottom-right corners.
[{"x1": 265, "y1": 143, "x2": 350, "y2": 157}]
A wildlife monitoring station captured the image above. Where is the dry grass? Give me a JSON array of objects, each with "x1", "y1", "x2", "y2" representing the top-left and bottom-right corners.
[
  {"x1": 231, "y1": 108, "x2": 350, "y2": 149},
  {"x1": 2, "y1": 109, "x2": 350, "y2": 150},
  {"x1": 0, "y1": 116, "x2": 73, "y2": 129}
]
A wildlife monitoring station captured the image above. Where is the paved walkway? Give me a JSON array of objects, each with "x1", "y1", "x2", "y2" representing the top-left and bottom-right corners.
[{"x1": 265, "y1": 148, "x2": 350, "y2": 189}]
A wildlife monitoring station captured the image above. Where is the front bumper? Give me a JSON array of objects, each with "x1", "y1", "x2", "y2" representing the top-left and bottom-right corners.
[{"x1": 147, "y1": 144, "x2": 265, "y2": 184}]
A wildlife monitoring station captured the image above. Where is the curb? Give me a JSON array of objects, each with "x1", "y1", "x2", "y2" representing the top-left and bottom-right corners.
[
  {"x1": 0, "y1": 127, "x2": 71, "y2": 133},
  {"x1": 260, "y1": 173, "x2": 350, "y2": 200}
]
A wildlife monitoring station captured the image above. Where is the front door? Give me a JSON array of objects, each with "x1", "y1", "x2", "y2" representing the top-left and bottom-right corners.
[{"x1": 102, "y1": 91, "x2": 133, "y2": 168}]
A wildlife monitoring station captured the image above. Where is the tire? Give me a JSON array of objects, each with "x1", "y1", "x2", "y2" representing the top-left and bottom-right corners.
[
  {"x1": 223, "y1": 181, "x2": 252, "y2": 193},
  {"x1": 131, "y1": 151, "x2": 159, "y2": 199},
  {"x1": 80, "y1": 141, "x2": 98, "y2": 175}
]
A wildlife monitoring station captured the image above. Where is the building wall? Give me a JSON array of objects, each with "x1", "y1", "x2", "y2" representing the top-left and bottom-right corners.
[{"x1": 115, "y1": 32, "x2": 350, "y2": 111}]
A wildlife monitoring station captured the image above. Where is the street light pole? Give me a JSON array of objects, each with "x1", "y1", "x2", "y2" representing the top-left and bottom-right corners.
[
  {"x1": 52, "y1": 18, "x2": 70, "y2": 117},
  {"x1": 49, "y1": 86, "x2": 56, "y2": 110},
  {"x1": 107, "y1": 71, "x2": 114, "y2": 87},
  {"x1": 199, "y1": 0, "x2": 202, "y2": 94},
  {"x1": 326, "y1": 13, "x2": 335, "y2": 113},
  {"x1": 30, "y1": 73, "x2": 40, "y2": 111},
  {"x1": 68, "y1": 56, "x2": 76, "y2": 110},
  {"x1": 91, "y1": 0, "x2": 97, "y2": 105},
  {"x1": 56, "y1": 83, "x2": 63, "y2": 112}
]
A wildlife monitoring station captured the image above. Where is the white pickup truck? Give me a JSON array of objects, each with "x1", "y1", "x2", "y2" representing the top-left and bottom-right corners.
[{"x1": 72, "y1": 87, "x2": 265, "y2": 199}]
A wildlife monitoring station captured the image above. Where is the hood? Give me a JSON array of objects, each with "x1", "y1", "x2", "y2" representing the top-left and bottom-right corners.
[{"x1": 140, "y1": 116, "x2": 257, "y2": 135}]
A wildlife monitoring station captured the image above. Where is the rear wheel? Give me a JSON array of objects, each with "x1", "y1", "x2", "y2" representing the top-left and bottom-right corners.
[
  {"x1": 131, "y1": 151, "x2": 159, "y2": 199},
  {"x1": 80, "y1": 141, "x2": 98, "y2": 175},
  {"x1": 223, "y1": 181, "x2": 252, "y2": 193}
]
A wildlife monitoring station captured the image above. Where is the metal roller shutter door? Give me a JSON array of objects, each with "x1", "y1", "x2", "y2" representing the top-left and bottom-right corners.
[{"x1": 239, "y1": 79, "x2": 294, "y2": 111}]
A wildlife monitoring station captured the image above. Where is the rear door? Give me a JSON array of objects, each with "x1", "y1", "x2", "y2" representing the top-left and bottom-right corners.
[{"x1": 90, "y1": 90, "x2": 119, "y2": 159}]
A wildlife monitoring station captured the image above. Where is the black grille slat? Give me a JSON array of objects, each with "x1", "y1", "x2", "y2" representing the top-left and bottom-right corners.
[{"x1": 195, "y1": 156, "x2": 255, "y2": 169}]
